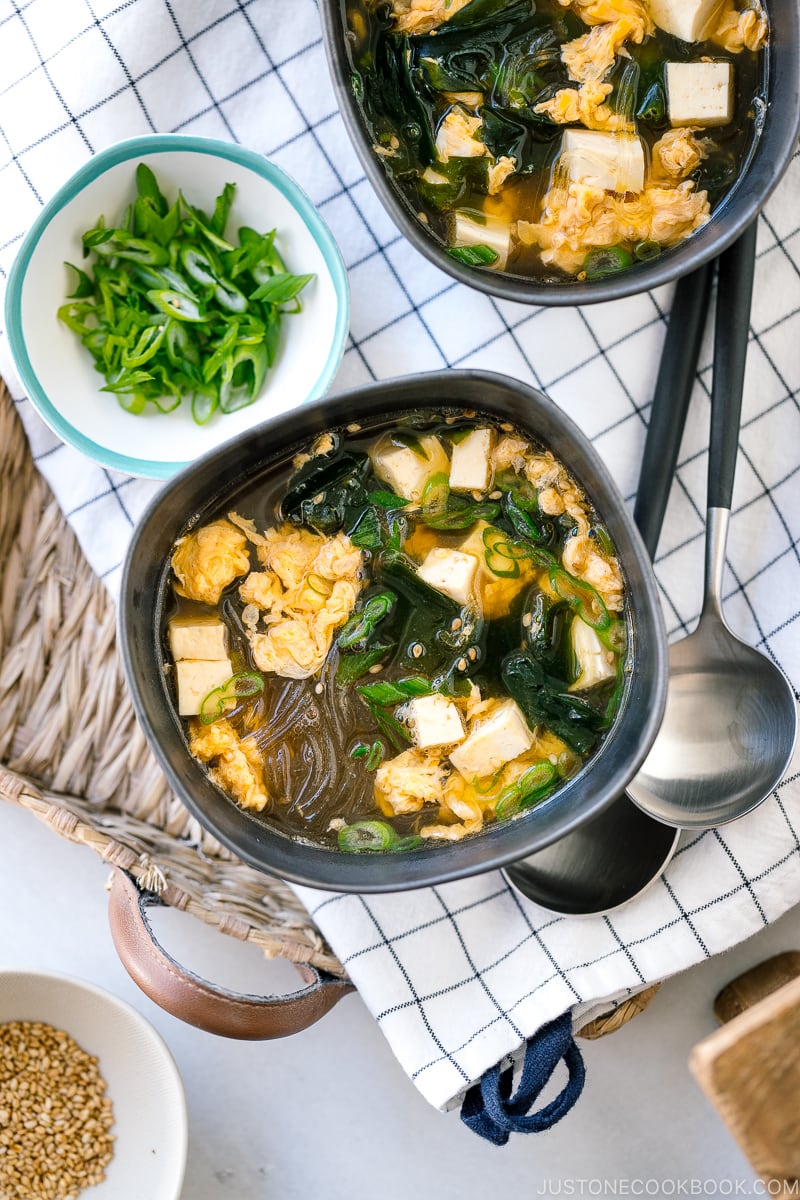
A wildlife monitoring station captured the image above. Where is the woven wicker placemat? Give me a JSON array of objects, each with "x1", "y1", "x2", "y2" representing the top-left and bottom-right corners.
[
  {"x1": 0, "y1": 382, "x2": 656, "y2": 1037},
  {"x1": 0, "y1": 383, "x2": 342, "y2": 975}
]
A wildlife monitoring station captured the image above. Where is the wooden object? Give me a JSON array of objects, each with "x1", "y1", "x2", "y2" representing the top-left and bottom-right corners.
[{"x1": 690, "y1": 953, "x2": 800, "y2": 1194}]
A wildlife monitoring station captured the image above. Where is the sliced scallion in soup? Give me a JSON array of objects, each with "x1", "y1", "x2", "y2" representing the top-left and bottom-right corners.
[
  {"x1": 343, "y1": 0, "x2": 767, "y2": 281},
  {"x1": 165, "y1": 416, "x2": 629, "y2": 850}
]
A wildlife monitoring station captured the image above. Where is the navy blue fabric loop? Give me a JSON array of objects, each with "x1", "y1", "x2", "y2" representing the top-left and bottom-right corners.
[{"x1": 460, "y1": 1012, "x2": 585, "y2": 1145}]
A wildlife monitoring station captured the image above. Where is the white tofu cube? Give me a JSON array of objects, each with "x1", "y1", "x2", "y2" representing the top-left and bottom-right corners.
[
  {"x1": 449, "y1": 428, "x2": 495, "y2": 493},
  {"x1": 560, "y1": 130, "x2": 645, "y2": 194},
  {"x1": 168, "y1": 618, "x2": 229, "y2": 662},
  {"x1": 666, "y1": 62, "x2": 734, "y2": 127},
  {"x1": 399, "y1": 694, "x2": 466, "y2": 750},
  {"x1": 417, "y1": 548, "x2": 479, "y2": 606},
  {"x1": 175, "y1": 658, "x2": 233, "y2": 717},
  {"x1": 449, "y1": 699, "x2": 534, "y2": 780},
  {"x1": 370, "y1": 434, "x2": 449, "y2": 503},
  {"x1": 649, "y1": 0, "x2": 725, "y2": 41},
  {"x1": 451, "y1": 210, "x2": 511, "y2": 270},
  {"x1": 569, "y1": 617, "x2": 618, "y2": 692}
]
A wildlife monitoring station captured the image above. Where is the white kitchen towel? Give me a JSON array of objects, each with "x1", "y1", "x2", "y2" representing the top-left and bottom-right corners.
[{"x1": 1, "y1": 0, "x2": 798, "y2": 1116}]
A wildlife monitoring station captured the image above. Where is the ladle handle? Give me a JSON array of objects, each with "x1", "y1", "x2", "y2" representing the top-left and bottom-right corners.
[
  {"x1": 633, "y1": 261, "x2": 713, "y2": 560},
  {"x1": 708, "y1": 221, "x2": 758, "y2": 513}
]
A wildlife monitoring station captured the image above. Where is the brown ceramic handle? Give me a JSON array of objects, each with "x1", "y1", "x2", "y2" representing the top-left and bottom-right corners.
[{"x1": 108, "y1": 869, "x2": 354, "y2": 1038}]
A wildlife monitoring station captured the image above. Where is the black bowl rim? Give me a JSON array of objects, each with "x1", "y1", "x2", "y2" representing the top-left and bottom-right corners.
[
  {"x1": 319, "y1": 0, "x2": 800, "y2": 306},
  {"x1": 119, "y1": 369, "x2": 668, "y2": 892}
]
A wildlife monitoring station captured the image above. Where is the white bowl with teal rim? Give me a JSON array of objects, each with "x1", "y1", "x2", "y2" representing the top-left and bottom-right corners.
[{"x1": 4, "y1": 135, "x2": 350, "y2": 479}]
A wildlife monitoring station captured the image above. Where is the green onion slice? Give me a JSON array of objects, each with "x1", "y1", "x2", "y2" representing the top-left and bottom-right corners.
[
  {"x1": 392, "y1": 835, "x2": 424, "y2": 852},
  {"x1": 421, "y1": 498, "x2": 501, "y2": 531},
  {"x1": 448, "y1": 244, "x2": 499, "y2": 267},
  {"x1": 198, "y1": 671, "x2": 265, "y2": 725},
  {"x1": 307, "y1": 573, "x2": 334, "y2": 597},
  {"x1": 589, "y1": 525, "x2": 616, "y2": 557},
  {"x1": 633, "y1": 240, "x2": 661, "y2": 262},
  {"x1": 191, "y1": 388, "x2": 219, "y2": 425},
  {"x1": 549, "y1": 567, "x2": 612, "y2": 632},
  {"x1": 357, "y1": 676, "x2": 431, "y2": 705},
  {"x1": 483, "y1": 527, "x2": 524, "y2": 577},
  {"x1": 495, "y1": 761, "x2": 558, "y2": 820},
  {"x1": 116, "y1": 392, "x2": 146, "y2": 415},
  {"x1": 602, "y1": 659, "x2": 627, "y2": 728},
  {"x1": 421, "y1": 471, "x2": 450, "y2": 510},
  {"x1": 147, "y1": 288, "x2": 206, "y2": 323},
  {"x1": 338, "y1": 591, "x2": 395, "y2": 649},
  {"x1": 336, "y1": 644, "x2": 394, "y2": 685},
  {"x1": 583, "y1": 247, "x2": 633, "y2": 280},
  {"x1": 365, "y1": 740, "x2": 384, "y2": 770},
  {"x1": 337, "y1": 820, "x2": 398, "y2": 852}
]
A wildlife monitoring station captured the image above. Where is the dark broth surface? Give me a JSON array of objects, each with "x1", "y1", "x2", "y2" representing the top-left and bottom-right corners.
[
  {"x1": 342, "y1": 0, "x2": 766, "y2": 282},
  {"x1": 165, "y1": 411, "x2": 630, "y2": 851}
]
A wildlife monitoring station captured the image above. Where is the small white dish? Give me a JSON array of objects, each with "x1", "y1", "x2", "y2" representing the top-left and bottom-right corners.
[
  {"x1": 4, "y1": 135, "x2": 349, "y2": 479},
  {"x1": 0, "y1": 968, "x2": 187, "y2": 1199}
]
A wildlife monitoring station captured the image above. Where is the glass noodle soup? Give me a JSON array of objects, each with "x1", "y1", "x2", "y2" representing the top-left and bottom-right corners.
[
  {"x1": 165, "y1": 415, "x2": 628, "y2": 852},
  {"x1": 343, "y1": 0, "x2": 767, "y2": 281}
]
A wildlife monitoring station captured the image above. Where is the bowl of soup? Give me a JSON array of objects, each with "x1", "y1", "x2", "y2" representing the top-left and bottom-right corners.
[
  {"x1": 119, "y1": 369, "x2": 667, "y2": 891},
  {"x1": 319, "y1": 0, "x2": 800, "y2": 304}
]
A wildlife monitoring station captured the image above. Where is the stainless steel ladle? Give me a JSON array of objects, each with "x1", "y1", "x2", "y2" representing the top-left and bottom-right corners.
[
  {"x1": 503, "y1": 258, "x2": 714, "y2": 915},
  {"x1": 627, "y1": 223, "x2": 798, "y2": 828}
]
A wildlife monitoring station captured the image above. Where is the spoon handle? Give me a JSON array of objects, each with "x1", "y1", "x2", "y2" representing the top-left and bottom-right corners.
[
  {"x1": 633, "y1": 261, "x2": 713, "y2": 560},
  {"x1": 702, "y1": 222, "x2": 758, "y2": 614},
  {"x1": 708, "y1": 221, "x2": 758, "y2": 513}
]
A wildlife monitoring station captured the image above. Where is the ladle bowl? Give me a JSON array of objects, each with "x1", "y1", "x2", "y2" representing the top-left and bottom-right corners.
[
  {"x1": 503, "y1": 799, "x2": 680, "y2": 917},
  {"x1": 627, "y1": 223, "x2": 798, "y2": 829},
  {"x1": 627, "y1": 517, "x2": 798, "y2": 828}
]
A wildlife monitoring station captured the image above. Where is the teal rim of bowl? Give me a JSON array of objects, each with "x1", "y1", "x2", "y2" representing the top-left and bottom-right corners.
[{"x1": 4, "y1": 134, "x2": 351, "y2": 480}]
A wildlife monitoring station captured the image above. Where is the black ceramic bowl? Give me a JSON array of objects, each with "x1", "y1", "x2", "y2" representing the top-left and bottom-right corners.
[
  {"x1": 120, "y1": 370, "x2": 667, "y2": 892},
  {"x1": 319, "y1": 0, "x2": 800, "y2": 306}
]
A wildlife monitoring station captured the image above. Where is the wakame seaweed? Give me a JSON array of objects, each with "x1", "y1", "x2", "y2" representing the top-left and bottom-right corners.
[
  {"x1": 282, "y1": 447, "x2": 372, "y2": 533},
  {"x1": 501, "y1": 650, "x2": 606, "y2": 755}
]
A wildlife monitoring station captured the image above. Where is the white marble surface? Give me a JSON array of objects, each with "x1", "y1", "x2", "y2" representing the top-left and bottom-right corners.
[{"x1": 1, "y1": 797, "x2": 798, "y2": 1199}]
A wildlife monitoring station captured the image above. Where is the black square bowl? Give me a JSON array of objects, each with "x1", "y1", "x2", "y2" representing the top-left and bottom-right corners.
[
  {"x1": 119, "y1": 370, "x2": 667, "y2": 892},
  {"x1": 319, "y1": 0, "x2": 800, "y2": 306}
]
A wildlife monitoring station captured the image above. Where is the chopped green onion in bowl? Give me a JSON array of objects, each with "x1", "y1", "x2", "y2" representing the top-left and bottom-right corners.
[
  {"x1": 5, "y1": 134, "x2": 350, "y2": 480},
  {"x1": 58, "y1": 164, "x2": 314, "y2": 426}
]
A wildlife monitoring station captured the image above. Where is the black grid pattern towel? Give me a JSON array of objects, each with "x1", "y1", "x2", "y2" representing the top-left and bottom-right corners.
[{"x1": 1, "y1": 0, "x2": 798, "y2": 1113}]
